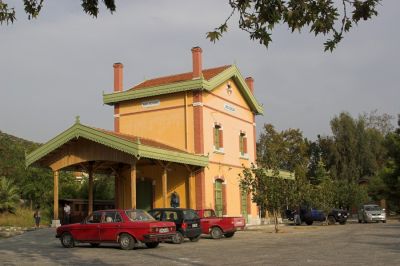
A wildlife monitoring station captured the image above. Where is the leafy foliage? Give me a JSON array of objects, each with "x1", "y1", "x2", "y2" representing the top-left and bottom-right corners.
[
  {"x1": 0, "y1": 1, "x2": 382, "y2": 51},
  {"x1": 376, "y1": 115, "x2": 400, "y2": 212},
  {"x1": 0, "y1": 176, "x2": 20, "y2": 213},
  {"x1": 0, "y1": 130, "x2": 115, "y2": 221},
  {"x1": 207, "y1": 0, "x2": 382, "y2": 51},
  {"x1": 0, "y1": 0, "x2": 16, "y2": 24},
  {"x1": 0, "y1": 0, "x2": 115, "y2": 24},
  {"x1": 315, "y1": 112, "x2": 388, "y2": 183},
  {"x1": 240, "y1": 165, "x2": 294, "y2": 232}
]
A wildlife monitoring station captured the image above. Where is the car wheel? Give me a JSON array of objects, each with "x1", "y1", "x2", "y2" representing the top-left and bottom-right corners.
[
  {"x1": 172, "y1": 231, "x2": 184, "y2": 244},
  {"x1": 224, "y1": 232, "x2": 235, "y2": 238},
  {"x1": 358, "y1": 219, "x2": 362, "y2": 223},
  {"x1": 90, "y1": 243, "x2": 100, "y2": 247},
  {"x1": 189, "y1": 234, "x2": 201, "y2": 242},
  {"x1": 305, "y1": 220, "x2": 313, "y2": 226},
  {"x1": 119, "y1": 233, "x2": 135, "y2": 250},
  {"x1": 210, "y1": 227, "x2": 223, "y2": 239},
  {"x1": 145, "y1": 242, "x2": 159, "y2": 248},
  {"x1": 60, "y1": 232, "x2": 75, "y2": 248},
  {"x1": 339, "y1": 221, "x2": 346, "y2": 225},
  {"x1": 328, "y1": 216, "x2": 336, "y2": 225},
  {"x1": 383, "y1": 220, "x2": 387, "y2": 223}
]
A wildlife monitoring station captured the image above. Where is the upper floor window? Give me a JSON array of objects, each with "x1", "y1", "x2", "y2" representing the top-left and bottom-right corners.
[
  {"x1": 239, "y1": 131, "x2": 248, "y2": 157},
  {"x1": 213, "y1": 123, "x2": 224, "y2": 151}
]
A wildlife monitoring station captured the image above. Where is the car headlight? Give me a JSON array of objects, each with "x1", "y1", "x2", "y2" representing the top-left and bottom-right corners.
[
  {"x1": 367, "y1": 213, "x2": 372, "y2": 216},
  {"x1": 338, "y1": 213, "x2": 341, "y2": 216}
]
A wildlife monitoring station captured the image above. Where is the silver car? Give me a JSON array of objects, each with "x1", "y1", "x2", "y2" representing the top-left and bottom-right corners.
[{"x1": 358, "y1": 204, "x2": 386, "y2": 223}]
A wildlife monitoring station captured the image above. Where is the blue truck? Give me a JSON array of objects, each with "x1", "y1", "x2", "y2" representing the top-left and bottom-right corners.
[{"x1": 286, "y1": 206, "x2": 348, "y2": 225}]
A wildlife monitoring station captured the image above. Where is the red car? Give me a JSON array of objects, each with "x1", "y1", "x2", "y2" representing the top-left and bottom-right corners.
[
  {"x1": 196, "y1": 209, "x2": 246, "y2": 239},
  {"x1": 56, "y1": 209, "x2": 176, "y2": 250}
]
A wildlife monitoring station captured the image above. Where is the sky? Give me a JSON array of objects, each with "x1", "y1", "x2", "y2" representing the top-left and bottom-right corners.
[{"x1": 1, "y1": 1, "x2": 399, "y2": 143}]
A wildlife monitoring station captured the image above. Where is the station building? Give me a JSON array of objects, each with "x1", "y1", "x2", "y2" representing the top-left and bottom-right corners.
[{"x1": 26, "y1": 47, "x2": 264, "y2": 226}]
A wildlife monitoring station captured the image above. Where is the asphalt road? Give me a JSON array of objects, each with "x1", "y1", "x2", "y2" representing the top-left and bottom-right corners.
[{"x1": 0, "y1": 221, "x2": 399, "y2": 265}]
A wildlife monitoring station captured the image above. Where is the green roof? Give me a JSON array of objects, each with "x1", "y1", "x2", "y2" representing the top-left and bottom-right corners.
[
  {"x1": 103, "y1": 65, "x2": 264, "y2": 115},
  {"x1": 26, "y1": 120, "x2": 209, "y2": 168}
]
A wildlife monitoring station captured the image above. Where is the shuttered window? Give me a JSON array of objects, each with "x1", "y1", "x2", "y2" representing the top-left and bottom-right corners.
[
  {"x1": 215, "y1": 180, "x2": 223, "y2": 217},
  {"x1": 213, "y1": 124, "x2": 223, "y2": 150},
  {"x1": 239, "y1": 132, "x2": 247, "y2": 156}
]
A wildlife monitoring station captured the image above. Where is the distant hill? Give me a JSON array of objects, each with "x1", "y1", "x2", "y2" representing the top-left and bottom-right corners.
[{"x1": 0, "y1": 130, "x2": 41, "y2": 179}]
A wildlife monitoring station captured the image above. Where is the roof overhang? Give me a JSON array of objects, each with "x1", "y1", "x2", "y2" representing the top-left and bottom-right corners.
[
  {"x1": 26, "y1": 122, "x2": 209, "y2": 168},
  {"x1": 263, "y1": 169, "x2": 295, "y2": 180},
  {"x1": 103, "y1": 65, "x2": 264, "y2": 115}
]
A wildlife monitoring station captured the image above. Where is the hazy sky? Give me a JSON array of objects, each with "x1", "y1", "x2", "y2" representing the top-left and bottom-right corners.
[{"x1": 1, "y1": 1, "x2": 399, "y2": 143}]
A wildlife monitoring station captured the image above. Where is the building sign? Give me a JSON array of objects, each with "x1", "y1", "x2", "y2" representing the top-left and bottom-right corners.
[
  {"x1": 224, "y1": 103, "x2": 235, "y2": 112},
  {"x1": 142, "y1": 99, "x2": 160, "y2": 108}
]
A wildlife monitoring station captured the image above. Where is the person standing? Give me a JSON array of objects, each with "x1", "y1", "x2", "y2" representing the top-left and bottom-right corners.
[
  {"x1": 63, "y1": 203, "x2": 71, "y2": 224},
  {"x1": 33, "y1": 207, "x2": 41, "y2": 229}
]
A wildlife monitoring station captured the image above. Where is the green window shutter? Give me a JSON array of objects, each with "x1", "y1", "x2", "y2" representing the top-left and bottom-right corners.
[
  {"x1": 214, "y1": 126, "x2": 220, "y2": 149},
  {"x1": 239, "y1": 133, "x2": 247, "y2": 156},
  {"x1": 215, "y1": 180, "x2": 223, "y2": 217},
  {"x1": 239, "y1": 135, "x2": 244, "y2": 155}
]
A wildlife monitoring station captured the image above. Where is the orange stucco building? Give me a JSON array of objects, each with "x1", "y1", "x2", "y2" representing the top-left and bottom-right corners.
[{"x1": 27, "y1": 47, "x2": 263, "y2": 226}]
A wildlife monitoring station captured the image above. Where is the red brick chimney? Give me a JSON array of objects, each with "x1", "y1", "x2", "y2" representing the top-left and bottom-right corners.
[
  {"x1": 113, "y1": 63, "x2": 123, "y2": 92},
  {"x1": 191, "y1": 46, "x2": 203, "y2": 79},
  {"x1": 245, "y1": 77, "x2": 254, "y2": 94}
]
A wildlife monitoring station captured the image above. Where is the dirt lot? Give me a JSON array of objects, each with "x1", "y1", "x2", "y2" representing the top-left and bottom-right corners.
[{"x1": 0, "y1": 220, "x2": 399, "y2": 265}]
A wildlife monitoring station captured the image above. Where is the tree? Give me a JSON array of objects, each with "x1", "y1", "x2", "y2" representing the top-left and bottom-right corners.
[
  {"x1": 0, "y1": 0, "x2": 383, "y2": 51},
  {"x1": 361, "y1": 110, "x2": 395, "y2": 136},
  {"x1": 379, "y1": 115, "x2": 400, "y2": 212},
  {"x1": 242, "y1": 123, "x2": 308, "y2": 231},
  {"x1": 312, "y1": 177, "x2": 335, "y2": 224},
  {"x1": 326, "y1": 112, "x2": 387, "y2": 183},
  {"x1": 0, "y1": 0, "x2": 115, "y2": 24},
  {"x1": 240, "y1": 165, "x2": 294, "y2": 232},
  {"x1": 207, "y1": 0, "x2": 382, "y2": 51},
  {"x1": 79, "y1": 174, "x2": 115, "y2": 200},
  {"x1": 0, "y1": 176, "x2": 20, "y2": 213}
]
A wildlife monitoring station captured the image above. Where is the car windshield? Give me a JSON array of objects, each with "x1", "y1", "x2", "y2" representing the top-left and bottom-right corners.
[
  {"x1": 125, "y1": 210, "x2": 155, "y2": 221},
  {"x1": 364, "y1": 205, "x2": 382, "y2": 211}
]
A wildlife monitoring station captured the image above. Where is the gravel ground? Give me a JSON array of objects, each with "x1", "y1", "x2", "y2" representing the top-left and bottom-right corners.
[{"x1": 0, "y1": 220, "x2": 399, "y2": 265}]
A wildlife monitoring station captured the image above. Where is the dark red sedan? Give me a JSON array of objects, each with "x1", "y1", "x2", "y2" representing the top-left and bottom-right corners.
[{"x1": 56, "y1": 209, "x2": 176, "y2": 250}]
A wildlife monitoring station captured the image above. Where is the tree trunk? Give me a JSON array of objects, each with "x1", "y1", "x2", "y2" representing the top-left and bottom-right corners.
[{"x1": 273, "y1": 210, "x2": 279, "y2": 233}]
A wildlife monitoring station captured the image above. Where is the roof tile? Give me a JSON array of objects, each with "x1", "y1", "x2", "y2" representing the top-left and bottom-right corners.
[{"x1": 130, "y1": 65, "x2": 231, "y2": 90}]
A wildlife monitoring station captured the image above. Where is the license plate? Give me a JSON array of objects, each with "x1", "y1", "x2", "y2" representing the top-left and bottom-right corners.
[
  {"x1": 192, "y1": 223, "x2": 198, "y2": 228},
  {"x1": 159, "y1": 228, "x2": 169, "y2": 233}
]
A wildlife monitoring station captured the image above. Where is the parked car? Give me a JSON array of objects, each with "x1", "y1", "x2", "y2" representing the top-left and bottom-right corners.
[
  {"x1": 327, "y1": 209, "x2": 349, "y2": 225},
  {"x1": 195, "y1": 209, "x2": 245, "y2": 239},
  {"x1": 358, "y1": 204, "x2": 386, "y2": 223},
  {"x1": 286, "y1": 206, "x2": 325, "y2": 225},
  {"x1": 56, "y1": 209, "x2": 176, "y2": 250},
  {"x1": 148, "y1": 208, "x2": 202, "y2": 244}
]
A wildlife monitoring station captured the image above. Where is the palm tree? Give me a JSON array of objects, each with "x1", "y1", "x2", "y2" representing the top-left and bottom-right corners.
[{"x1": 0, "y1": 176, "x2": 20, "y2": 213}]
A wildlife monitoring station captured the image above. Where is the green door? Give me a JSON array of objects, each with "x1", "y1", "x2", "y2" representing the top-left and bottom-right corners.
[
  {"x1": 215, "y1": 180, "x2": 223, "y2": 217},
  {"x1": 241, "y1": 191, "x2": 248, "y2": 223},
  {"x1": 136, "y1": 180, "x2": 153, "y2": 211}
]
